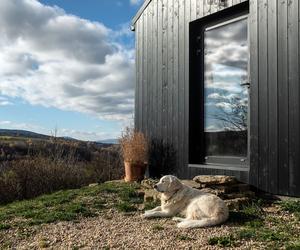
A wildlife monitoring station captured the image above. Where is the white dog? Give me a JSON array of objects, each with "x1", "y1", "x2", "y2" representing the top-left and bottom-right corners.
[{"x1": 142, "y1": 175, "x2": 229, "y2": 228}]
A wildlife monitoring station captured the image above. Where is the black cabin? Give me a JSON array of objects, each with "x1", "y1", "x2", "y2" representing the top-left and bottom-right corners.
[{"x1": 132, "y1": 0, "x2": 300, "y2": 197}]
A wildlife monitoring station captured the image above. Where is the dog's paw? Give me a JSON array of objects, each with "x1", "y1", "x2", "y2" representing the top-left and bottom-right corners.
[
  {"x1": 177, "y1": 221, "x2": 190, "y2": 228},
  {"x1": 140, "y1": 213, "x2": 148, "y2": 219},
  {"x1": 172, "y1": 217, "x2": 185, "y2": 222},
  {"x1": 141, "y1": 212, "x2": 151, "y2": 219}
]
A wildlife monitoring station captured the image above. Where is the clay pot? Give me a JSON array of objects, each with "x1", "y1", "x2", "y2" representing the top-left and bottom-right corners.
[{"x1": 124, "y1": 161, "x2": 147, "y2": 182}]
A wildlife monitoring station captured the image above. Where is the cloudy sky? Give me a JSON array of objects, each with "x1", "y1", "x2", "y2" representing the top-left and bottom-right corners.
[{"x1": 0, "y1": 0, "x2": 143, "y2": 141}]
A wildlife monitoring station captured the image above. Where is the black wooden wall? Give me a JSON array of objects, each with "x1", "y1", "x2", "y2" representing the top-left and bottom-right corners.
[
  {"x1": 249, "y1": 0, "x2": 300, "y2": 196},
  {"x1": 133, "y1": 0, "x2": 300, "y2": 197}
]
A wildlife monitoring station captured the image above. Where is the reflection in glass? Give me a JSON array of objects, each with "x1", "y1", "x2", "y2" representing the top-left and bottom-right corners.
[{"x1": 204, "y1": 17, "x2": 248, "y2": 158}]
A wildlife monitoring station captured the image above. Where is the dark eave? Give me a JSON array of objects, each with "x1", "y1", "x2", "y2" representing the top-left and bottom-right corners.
[{"x1": 131, "y1": 0, "x2": 152, "y2": 31}]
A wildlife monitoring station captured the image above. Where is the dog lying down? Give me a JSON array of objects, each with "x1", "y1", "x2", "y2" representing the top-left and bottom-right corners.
[{"x1": 142, "y1": 175, "x2": 229, "y2": 229}]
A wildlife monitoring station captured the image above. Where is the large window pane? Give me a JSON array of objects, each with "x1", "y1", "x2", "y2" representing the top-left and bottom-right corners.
[{"x1": 204, "y1": 17, "x2": 248, "y2": 158}]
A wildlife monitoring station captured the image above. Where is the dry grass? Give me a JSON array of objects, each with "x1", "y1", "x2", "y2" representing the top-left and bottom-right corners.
[{"x1": 119, "y1": 127, "x2": 148, "y2": 164}]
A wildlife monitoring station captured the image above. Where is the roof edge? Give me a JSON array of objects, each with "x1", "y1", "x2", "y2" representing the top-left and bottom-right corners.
[{"x1": 131, "y1": 0, "x2": 152, "y2": 30}]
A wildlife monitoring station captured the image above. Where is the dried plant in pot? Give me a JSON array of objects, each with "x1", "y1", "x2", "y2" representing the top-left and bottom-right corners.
[{"x1": 119, "y1": 127, "x2": 148, "y2": 182}]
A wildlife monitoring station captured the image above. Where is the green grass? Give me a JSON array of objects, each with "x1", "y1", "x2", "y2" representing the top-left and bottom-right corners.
[
  {"x1": 176, "y1": 235, "x2": 193, "y2": 241},
  {"x1": 227, "y1": 200, "x2": 264, "y2": 227},
  {"x1": 38, "y1": 239, "x2": 50, "y2": 249},
  {"x1": 208, "y1": 235, "x2": 235, "y2": 247},
  {"x1": 0, "y1": 181, "x2": 142, "y2": 229},
  {"x1": 144, "y1": 200, "x2": 160, "y2": 211},
  {"x1": 0, "y1": 223, "x2": 11, "y2": 230},
  {"x1": 152, "y1": 224, "x2": 164, "y2": 231},
  {"x1": 210, "y1": 200, "x2": 300, "y2": 249},
  {"x1": 233, "y1": 201, "x2": 294, "y2": 247},
  {"x1": 0, "y1": 240, "x2": 13, "y2": 248},
  {"x1": 278, "y1": 200, "x2": 300, "y2": 220},
  {"x1": 238, "y1": 227, "x2": 287, "y2": 242},
  {"x1": 285, "y1": 242, "x2": 300, "y2": 250},
  {"x1": 116, "y1": 201, "x2": 137, "y2": 212}
]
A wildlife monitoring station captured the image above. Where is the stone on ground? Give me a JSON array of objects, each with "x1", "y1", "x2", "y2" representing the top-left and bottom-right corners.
[
  {"x1": 193, "y1": 175, "x2": 237, "y2": 186},
  {"x1": 181, "y1": 180, "x2": 201, "y2": 189}
]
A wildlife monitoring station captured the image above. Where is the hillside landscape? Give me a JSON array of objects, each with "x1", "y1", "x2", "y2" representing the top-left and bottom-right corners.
[{"x1": 0, "y1": 129, "x2": 123, "y2": 205}]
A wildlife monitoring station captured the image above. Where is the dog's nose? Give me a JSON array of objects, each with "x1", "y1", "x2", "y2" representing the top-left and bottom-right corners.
[{"x1": 154, "y1": 184, "x2": 157, "y2": 189}]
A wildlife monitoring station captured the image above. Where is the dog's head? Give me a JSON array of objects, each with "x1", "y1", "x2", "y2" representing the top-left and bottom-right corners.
[{"x1": 154, "y1": 175, "x2": 182, "y2": 194}]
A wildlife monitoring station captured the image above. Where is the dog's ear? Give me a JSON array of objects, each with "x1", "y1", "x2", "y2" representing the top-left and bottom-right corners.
[{"x1": 168, "y1": 176, "x2": 182, "y2": 191}]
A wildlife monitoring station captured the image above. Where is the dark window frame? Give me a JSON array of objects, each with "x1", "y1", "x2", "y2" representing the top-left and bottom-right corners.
[{"x1": 189, "y1": 1, "x2": 250, "y2": 168}]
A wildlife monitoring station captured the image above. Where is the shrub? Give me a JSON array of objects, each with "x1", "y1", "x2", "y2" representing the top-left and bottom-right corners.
[
  {"x1": 0, "y1": 143, "x2": 123, "y2": 204},
  {"x1": 119, "y1": 127, "x2": 148, "y2": 164}
]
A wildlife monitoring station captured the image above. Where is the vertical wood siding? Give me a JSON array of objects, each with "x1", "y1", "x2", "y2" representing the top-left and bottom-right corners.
[
  {"x1": 134, "y1": 0, "x2": 300, "y2": 196},
  {"x1": 267, "y1": 0, "x2": 278, "y2": 194}
]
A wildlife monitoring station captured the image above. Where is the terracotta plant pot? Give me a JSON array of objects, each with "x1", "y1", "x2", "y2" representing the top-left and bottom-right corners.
[{"x1": 124, "y1": 161, "x2": 147, "y2": 182}]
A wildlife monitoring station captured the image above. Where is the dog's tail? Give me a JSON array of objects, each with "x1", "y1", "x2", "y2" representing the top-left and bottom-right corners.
[{"x1": 177, "y1": 215, "x2": 228, "y2": 229}]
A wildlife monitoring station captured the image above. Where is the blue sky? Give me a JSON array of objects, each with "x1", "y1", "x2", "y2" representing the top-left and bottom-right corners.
[{"x1": 0, "y1": 0, "x2": 143, "y2": 141}]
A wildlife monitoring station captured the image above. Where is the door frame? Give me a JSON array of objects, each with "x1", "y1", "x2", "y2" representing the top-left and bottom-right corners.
[{"x1": 189, "y1": 1, "x2": 250, "y2": 170}]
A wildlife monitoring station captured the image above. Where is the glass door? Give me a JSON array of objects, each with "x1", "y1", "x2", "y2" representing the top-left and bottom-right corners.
[{"x1": 203, "y1": 16, "x2": 249, "y2": 166}]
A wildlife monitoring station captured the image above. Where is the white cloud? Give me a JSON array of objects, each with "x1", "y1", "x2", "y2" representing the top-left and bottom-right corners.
[
  {"x1": 215, "y1": 102, "x2": 232, "y2": 110},
  {"x1": 0, "y1": 97, "x2": 13, "y2": 106},
  {"x1": 130, "y1": 0, "x2": 143, "y2": 6},
  {"x1": 207, "y1": 93, "x2": 222, "y2": 100},
  {"x1": 59, "y1": 128, "x2": 120, "y2": 141},
  {"x1": 0, "y1": 101, "x2": 12, "y2": 106},
  {"x1": 207, "y1": 93, "x2": 238, "y2": 100},
  {"x1": 0, "y1": 121, "x2": 12, "y2": 126},
  {"x1": 0, "y1": 120, "x2": 45, "y2": 132},
  {"x1": 0, "y1": 0, "x2": 135, "y2": 121}
]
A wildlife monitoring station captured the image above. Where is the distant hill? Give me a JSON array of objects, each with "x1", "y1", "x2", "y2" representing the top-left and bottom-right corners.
[
  {"x1": 0, "y1": 129, "x2": 117, "y2": 144},
  {"x1": 0, "y1": 129, "x2": 51, "y2": 140},
  {"x1": 0, "y1": 129, "x2": 80, "y2": 141},
  {"x1": 97, "y1": 139, "x2": 118, "y2": 144}
]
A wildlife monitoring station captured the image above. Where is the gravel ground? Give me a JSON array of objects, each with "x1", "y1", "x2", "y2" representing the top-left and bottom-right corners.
[{"x1": 1, "y1": 209, "x2": 265, "y2": 250}]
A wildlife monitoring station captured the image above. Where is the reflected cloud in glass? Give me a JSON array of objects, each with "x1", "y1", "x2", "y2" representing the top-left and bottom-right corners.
[{"x1": 204, "y1": 17, "x2": 248, "y2": 157}]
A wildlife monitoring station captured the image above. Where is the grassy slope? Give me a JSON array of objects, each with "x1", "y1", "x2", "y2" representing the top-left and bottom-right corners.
[
  {"x1": 209, "y1": 200, "x2": 300, "y2": 249},
  {"x1": 0, "y1": 182, "x2": 146, "y2": 230},
  {"x1": 0, "y1": 182, "x2": 299, "y2": 249}
]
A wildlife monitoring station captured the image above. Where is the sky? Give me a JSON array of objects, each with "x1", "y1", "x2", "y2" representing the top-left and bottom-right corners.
[{"x1": 0, "y1": 0, "x2": 144, "y2": 141}]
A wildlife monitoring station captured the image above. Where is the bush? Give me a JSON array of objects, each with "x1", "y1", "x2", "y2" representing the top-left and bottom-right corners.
[{"x1": 0, "y1": 144, "x2": 123, "y2": 204}]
